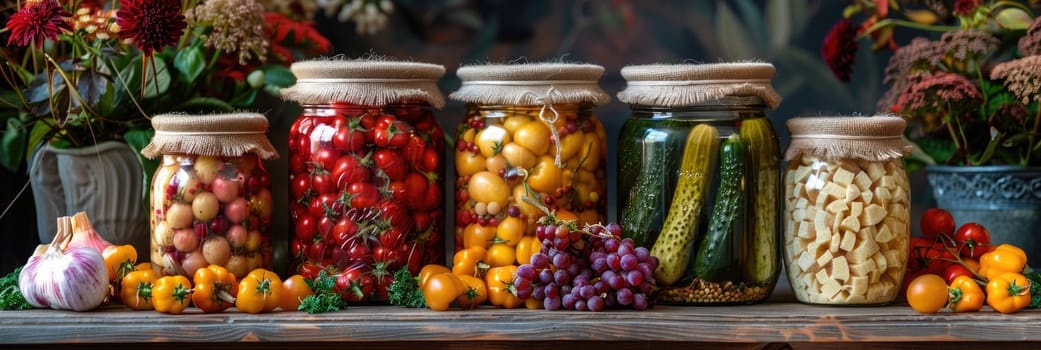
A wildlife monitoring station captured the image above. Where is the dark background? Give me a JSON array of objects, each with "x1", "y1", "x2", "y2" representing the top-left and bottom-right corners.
[{"x1": 2, "y1": 0, "x2": 915, "y2": 275}]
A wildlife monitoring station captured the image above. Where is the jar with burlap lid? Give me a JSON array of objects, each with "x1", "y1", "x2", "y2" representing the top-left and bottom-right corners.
[
  {"x1": 616, "y1": 62, "x2": 782, "y2": 305},
  {"x1": 449, "y1": 63, "x2": 610, "y2": 281},
  {"x1": 142, "y1": 113, "x2": 278, "y2": 279},
  {"x1": 280, "y1": 59, "x2": 447, "y2": 301},
  {"x1": 783, "y1": 115, "x2": 912, "y2": 305}
]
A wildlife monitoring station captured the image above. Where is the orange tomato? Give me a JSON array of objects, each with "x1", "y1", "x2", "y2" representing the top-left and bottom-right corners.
[
  {"x1": 513, "y1": 121, "x2": 551, "y2": 155},
  {"x1": 462, "y1": 223, "x2": 498, "y2": 250},
  {"x1": 526, "y1": 156, "x2": 562, "y2": 194},
  {"x1": 280, "y1": 274, "x2": 313, "y2": 311},
  {"x1": 455, "y1": 150, "x2": 486, "y2": 177},
  {"x1": 515, "y1": 236, "x2": 542, "y2": 265},
  {"x1": 906, "y1": 274, "x2": 948, "y2": 314}
]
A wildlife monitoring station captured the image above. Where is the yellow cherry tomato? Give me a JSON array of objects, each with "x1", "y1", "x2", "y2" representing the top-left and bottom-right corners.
[
  {"x1": 502, "y1": 115, "x2": 532, "y2": 134},
  {"x1": 486, "y1": 265, "x2": 523, "y2": 309},
  {"x1": 579, "y1": 132, "x2": 603, "y2": 172},
  {"x1": 467, "y1": 171, "x2": 509, "y2": 206},
  {"x1": 475, "y1": 125, "x2": 510, "y2": 158},
  {"x1": 513, "y1": 184, "x2": 541, "y2": 219},
  {"x1": 453, "y1": 246, "x2": 489, "y2": 277},
  {"x1": 557, "y1": 131, "x2": 585, "y2": 162},
  {"x1": 513, "y1": 121, "x2": 551, "y2": 155},
  {"x1": 496, "y1": 216, "x2": 525, "y2": 246},
  {"x1": 527, "y1": 156, "x2": 562, "y2": 194},
  {"x1": 455, "y1": 150, "x2": 486, "y2": 177},
  {"x1": 463, "y1": 223, "x2": 498, "y2": 250},
  {"x1": 515, "y1": 236, "x2": 542, "y2": 265},
  {"x1": 486, "y1": 243, "x2": 516, "y2": 268},
  {"x1": 500, "y1": 143, "x2": 537, "y2": 170},
  {"x1": 485, "y1": 155, "x2": 508, "y2": 175}
]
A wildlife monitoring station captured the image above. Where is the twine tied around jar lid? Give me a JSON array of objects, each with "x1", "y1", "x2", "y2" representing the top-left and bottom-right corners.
[
  {"x1": 141, "y1": 113, "x2": 278, "y2": 159},
  {"x1": 451, "y1": 63, "x2": 610, "y2": 167},
  {"x1": 280, "y1": 58, "x2": 446, "y2": 108},
  {"x1": 617, "y1": 62, "x2": 782, "y2": 109},
  {"x1": 785, "y1": 115, "x2": 911, "y2": 162}
]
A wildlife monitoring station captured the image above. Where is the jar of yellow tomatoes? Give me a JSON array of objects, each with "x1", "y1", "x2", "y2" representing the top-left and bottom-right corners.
[
  {"x1": 142, "y1": 113, "x2": 278, "y2": 279},
  {"x1": 782, "y1": 116, "x2": 911, "y2": 305},
  {"x1": 280, "y1": 59, "x2": 447, "y2": 302},
  {"x1": 449, "y1": 63, "x2": 610, "y2": 265},
  {"x1": 616, "y1": 63, "x2": 784, "y2": 305}
]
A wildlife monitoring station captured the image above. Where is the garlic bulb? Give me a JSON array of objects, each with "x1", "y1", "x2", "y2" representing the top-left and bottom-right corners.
[
  {"x1": 66, "y1": 211, "x2": 113, "y2": 253},
  {"x1": 19, "y1": 216, "x2": 109, "y2": 311}
]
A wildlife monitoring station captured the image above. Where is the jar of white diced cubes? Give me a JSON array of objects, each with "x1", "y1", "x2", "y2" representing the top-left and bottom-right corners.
[{"x1": 782, "y1": 116, "x2": 912, "y2": 305}]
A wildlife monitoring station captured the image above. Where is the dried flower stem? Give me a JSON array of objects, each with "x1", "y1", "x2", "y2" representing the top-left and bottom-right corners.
[
  {"x1": 1028, "y1": 107, "x2": 1041, "y2": 165},
  {"x1": 860, "y1": 18, "x2": 961, "y2": 39}
]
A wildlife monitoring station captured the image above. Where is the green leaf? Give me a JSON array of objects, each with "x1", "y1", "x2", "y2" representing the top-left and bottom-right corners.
[
  {"x1": 904, "y1": 135, "x2": 937, "y2": 166},
  {"x1": 1, "y1": 118, "x2": 27, "y2": 171},
  {"x1": 917, "y1": 137, "x2": 958, "y2": 165},
  {"x1": 715, "y1": 0, "x2": 757, "y2": 59},
  {"x1": 843, "y1": 4, "x2": 862, "y2": 19},
  {"x1": 73, "y1": 69, "x2": 108, "y2": 109},
  {"x1": 124, "y1": 128, "x2": 158, "y2": 202},
  {"x1": 173, "y1": 47, "x2": 206, "y2": 83},
  {"x1": 995, "y1": 8, "x2": 1032, "y2": 30},
  {"x1": 971, "y1": 131, "x2": 1001, "y2": 165},
  {"x1": 142, "y1": 58, "x2": 171, "y2": 98},
  {"x1": 230, "y1": 89, "x2": 258, "y2": 108},
  {"x1": 175, "y1": 97, "x2": 236, "y2": 113},
  {"x1": 766, "y1": 0, "x2": 792, "y2": 50},
  {"x1": 262, "y1": 65, "x2": 296, "y2": 96},
  {"x1": 26, "y1": 119, "x2": 54, "y2": 162}
]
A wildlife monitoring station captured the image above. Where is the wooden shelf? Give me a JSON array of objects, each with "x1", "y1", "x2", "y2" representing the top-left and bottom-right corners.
[{"x1": 3, "y1": 294, "x2": 1039, "y2": 348}]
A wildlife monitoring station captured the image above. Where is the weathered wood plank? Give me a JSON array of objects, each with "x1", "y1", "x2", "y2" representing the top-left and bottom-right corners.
[{"x1": 2, "y1": 303, "x2": 1040, "y2": 345}]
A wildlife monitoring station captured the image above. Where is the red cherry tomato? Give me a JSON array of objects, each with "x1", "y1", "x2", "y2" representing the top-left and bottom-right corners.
[
  {"x1": 346, "y1": 182, "x2": 379, "y2": 209},
  {"x1": 942, "y1": 263, "x2": 975, "y2": 285},
  {"x1": 331, "y1": 154, "x2": 372, "y2": 189},
  {"x1": 920, "y1": 208, "x2": 955, "y2": 240},
  {"x1": 954, "y1": 222, "x2": 991, "y2": 259},
  {"x1": 310, "y1": 171, "x2": 335, "y2": 195},
  {"x1": 373, "y1": 149, "x2": 407, "y2": 181},
  {"x1": 294, "y1": 215, "x2": 317, "y2": 242},
  {"x1": 291, "y1": 176, "x2": 312, "y2": 199}
]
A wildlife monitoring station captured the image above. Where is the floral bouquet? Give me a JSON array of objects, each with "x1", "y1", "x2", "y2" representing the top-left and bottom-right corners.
[
  {"x1": 823, "y1": 0, "x2": 1041, "y2": 170},
  {"x1": 0, "y1": 0, "x2": 331, "y2": 172}
]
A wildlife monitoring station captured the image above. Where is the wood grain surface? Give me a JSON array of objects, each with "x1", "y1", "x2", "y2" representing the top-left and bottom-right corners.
[{"x1": 2, "y1": 302, "x2": 1039, "y2": 346}]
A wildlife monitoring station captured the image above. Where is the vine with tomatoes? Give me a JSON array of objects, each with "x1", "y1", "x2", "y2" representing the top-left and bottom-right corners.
[
  {"x1": 288, "y1": 103, "x2": 445, "y2": 302},
  {"x1": 905, "y1": 208, "x2": 1039, "y2": 314}
]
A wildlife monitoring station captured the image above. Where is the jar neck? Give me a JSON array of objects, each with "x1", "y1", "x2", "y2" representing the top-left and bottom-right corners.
[
  {"x1": 629, "y1": 96, "x2": 767, "y2": 121},
  {"x1": 465, "y1": 103, "x2": 594, "y2": 118},
  {"x1": 302, "y1": 101, "x2": 432, "y2": 117}
]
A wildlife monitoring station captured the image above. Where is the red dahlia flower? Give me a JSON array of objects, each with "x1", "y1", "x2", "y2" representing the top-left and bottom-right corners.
[
  {"x1": 822, "y1": 19, "x2": 860, "y2": 83},
  {"x1": 4, "y1": 0, "x2": 72, "y2": 48},
  {"x1": 116, "y1": 0, "x2": 187, "y2": 56}
]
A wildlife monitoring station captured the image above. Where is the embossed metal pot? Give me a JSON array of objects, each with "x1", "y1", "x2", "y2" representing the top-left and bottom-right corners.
[
  {"x1": 926, "y1": 165, "x2": 1041, "y2": 266},
  {"x1": 29, "y1": 141, "x2": 149, "y2": 254}
]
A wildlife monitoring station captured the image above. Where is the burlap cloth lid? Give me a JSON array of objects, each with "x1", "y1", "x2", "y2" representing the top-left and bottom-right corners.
[
  {"x1": 617, "y1": 62, "x2": 782, "y2": 109},
  {"x1": 450, "y1": 63, "x2": 610, "y2": 106},
  {"x1": 280, "y1": 59, "x2": 446, "y2": 109},
  {"x1": 141, "y1": 113, "x2": 278, "y2": 159},
  {"x1": 785, "y1": 115, "x2": 911, "y2": 162}
]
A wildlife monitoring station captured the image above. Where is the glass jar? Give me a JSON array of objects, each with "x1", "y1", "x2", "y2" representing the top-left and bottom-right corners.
[
  {"x1": 286, "y1": 102, "x2": 445, "y2": 301},
  {"x1": 453, "y1": 103, "x2": 608, "y2": 252},
  {"x1": 782, "y1": 116, "x2": 911, "y2": 305},
  {"x1": 282, "y1": 59, "x2": 446, "y2": 302},
  {"x1": 144, "y1": 113, "x2": 278, "y2": 279},
  {"x1": 151, "y1": 154, "x2": 272, "y2": 278},
  {"x1": 617, "y1": 97, "x2": 780, "y2": 305}
]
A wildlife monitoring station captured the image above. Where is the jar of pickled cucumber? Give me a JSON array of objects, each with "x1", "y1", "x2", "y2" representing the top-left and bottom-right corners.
[
  {"x1": 449, "y1": 63, "x2": 610, "y2": 261},
  {"x1": 142, "y1": 113, "x2": 278, "y2": 279},
  {"x1": 280, "y1": 59, "x2": 446, "y2": 302},
  {"x1": 616, "y1": 63, "x2": 784, "y2": 305},
  {"x1": 782, "y1": 116, "x2": 912, "y2": 305}
]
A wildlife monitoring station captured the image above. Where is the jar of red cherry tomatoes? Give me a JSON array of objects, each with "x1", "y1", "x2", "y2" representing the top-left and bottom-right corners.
[
  {"x1": 449, "y1": 63, "x2": 610, "y2": 262},
  {"x1": 281, "y1": 59, "x2": 446, "y2": 302},
  {"x1": 142, "y1": 113, "x2": 279, "y2": 279}
]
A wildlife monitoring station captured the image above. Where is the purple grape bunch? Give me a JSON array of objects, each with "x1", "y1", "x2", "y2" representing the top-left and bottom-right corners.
[{"x1": 513, "y1": 218, "x2": 658, "y2": 311}]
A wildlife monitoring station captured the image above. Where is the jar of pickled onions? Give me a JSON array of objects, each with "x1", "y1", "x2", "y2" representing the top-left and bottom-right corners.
[{"x1": 142, "y1": 113, "x2": 278, "y2": 279}]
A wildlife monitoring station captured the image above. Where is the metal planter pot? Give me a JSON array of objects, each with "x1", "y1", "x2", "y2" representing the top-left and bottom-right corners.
[
  {"x1": 926, "y1": 165, "x2": 1041, "y2": 267},
  {"x1": 29, "y1": 141, "x2": 149, "y2": 255}
]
